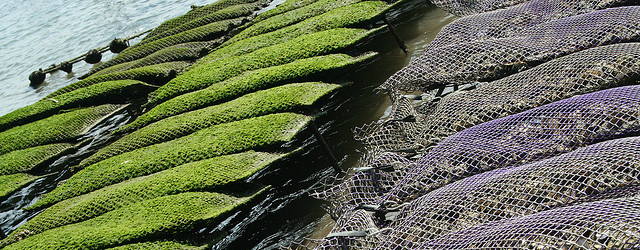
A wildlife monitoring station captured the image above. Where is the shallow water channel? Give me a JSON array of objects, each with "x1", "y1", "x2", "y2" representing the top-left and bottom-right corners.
[{"x1": 0, "y1": 0, "x2": 454, "y2": 249}]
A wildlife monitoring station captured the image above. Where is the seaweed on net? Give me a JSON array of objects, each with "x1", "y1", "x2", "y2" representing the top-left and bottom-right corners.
[
  {"x1": 30, "y1": 113, "x2": 312, "y2": 209},
  {"x1": 0, "y1": 143, "x2": 73, "y2": 175},
  {"x1": 380, "y1": 6, "x2": 640, "y2": 92},
  {"x1": 358, "y1": 43, "x2": 640, "y2": 153},
  {"x1": 147, "y1": 27, "x2": 379, "y2": 106},
  {"x1": 428, "y1": 0, "x2": 640, "y2": 49},
  {"x1": 0, "y1": 80, "x2": 154, "y2": 131},
  {"x1": 3, "y1": 151, "x2": 284, "y2": 246},
  {"x1": 47, "y1": 62, "x2": 189, "y2": 98},
  {"x1": 143, "y1": 0, "x2": 261, "y2": 41},
  {"x1": 105, "y1": 241, "x2": 206, "y2": 250},
  {"x1": 0, "y1": 173, "x2": 39, "y2": 200},
  {"x1": 85, "y1": 17, "x2": 244, "y2": 77},
  {"x1": 4, "y1": 191, "x2": 266, "y2": 250},
  {"x1": 120, "y1": 53, "x2": 376, "y2": 133},
  {"x1": 378, "y1": 136, "x2": 640, "y2": 248},
  {"x1": 89, "y1": 41, "x2": 220, "y2": 77},
  {"x1": 250, "y1": 0, "x2": 319, "y2": 24},
  {"x1": 138, "y1": 2, "x2": 261, "y2": 46},
  {"x1": 0, "y1": 104, "x2": 123, "y2": 155},
  {"x1": 201, "y1": 1, "x2": 390, "y2": 65},
  {"x1": 224, "y1": 0, "x2": 368, "y2": 45},
  {"x1": 82, "y1": 82, "x2": 339, "y2": 167}
]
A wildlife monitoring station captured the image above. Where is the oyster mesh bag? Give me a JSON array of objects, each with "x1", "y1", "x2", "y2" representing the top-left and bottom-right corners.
[{"x1": 380, "y1": 6, "x2": 640, "y2": 92}]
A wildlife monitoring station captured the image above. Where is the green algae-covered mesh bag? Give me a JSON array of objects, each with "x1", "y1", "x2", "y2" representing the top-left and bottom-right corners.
[
  {"x1": 356, "y1": 43, "x2": 640, "y2": 154},
  {"x1": 0, "y1": 104, "x2": 123, "y2": 155},
  {"x1": 0, "y1": 143, "x2": 74, "y2": 175},
  {"x1": 48, "y1": 62, "x2": 189, "y2": 98},
  {"x1": 0, "y1": 80, "x2": 153, "y2": 131},
  {"x1": 0, "y1": 173, "x2": 39, "y2": 200},
  {"x1": 120, "y1": 53, "x2": 375, "y2": 133},
  {"x1": 90, "y1": 41, "x2": 220, "y2": 76},
  {"x1": 86, "y1": 17, "x2": 243, "y2": 76},
  {"x1": 143, "y1": 0, "x2": 263, "y2": 40},
  {"x1": 4, "y1": 191, "x2": 265, "y2": 250},
  {"x1": 4, "y1": 152, "x2": 282, "y2": 246},
  {"x1": 31, "y1": 113, "x2": 312, "y2": 209},
  {"x1": 81, "y1": 82, "x2": 340, "y2": 167}
]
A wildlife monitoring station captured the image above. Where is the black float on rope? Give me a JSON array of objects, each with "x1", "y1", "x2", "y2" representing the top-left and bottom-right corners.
[
  {"x1": 109, "y1": 38, "x2": 129, "y2": 53},
  {"x1": 29, "y1": 69, "x2": 46, "y2": 87},
  {"x1": 59, "y1": 61, "x2": 73, "y2": 73},
  {"x1": 28, "y1": 29, "x2": 152, "y2": 86},
  {"x1": 84, "y1": 49, "x2": 102, "y2": 64}
]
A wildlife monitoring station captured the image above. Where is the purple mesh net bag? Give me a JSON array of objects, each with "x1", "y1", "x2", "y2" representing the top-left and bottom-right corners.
[
  {"x1": 430, "y1": 0, "x2": 638, "y2": 45},
  {"x1": 356, "y1": 43, "x2": 640, "y2": 153},
  {"x1": 378, "y1": 136, "x2": 640, "y2": 248},
  {"x1": 421, "y1": 194, "x2": 640, "y2": 249},
  {"x1": 380, "y1": 6, "x2": 640, "y2": 92}
]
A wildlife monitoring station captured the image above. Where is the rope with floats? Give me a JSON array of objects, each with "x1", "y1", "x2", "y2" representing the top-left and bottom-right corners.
[{"x1": 28, "y1": 29, "x2": 152, "y2": 87}]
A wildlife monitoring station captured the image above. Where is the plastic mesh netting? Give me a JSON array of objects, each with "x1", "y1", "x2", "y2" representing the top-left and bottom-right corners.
[
  {"x1": 429, "y1": 0, "x2": 639, "y2": 49},
  {"x1": 380, "y1": 6, "x2": 640, "y2": 92},
  {"x1": 318, "y1": 85, "x2": 640, "y2": 223},
  {"x1": 378, "y1": 136, "x2": 640, "y2": 248},
  {"x1": 420, "y1": 194, "x2": 640, "y2": 249},
  {"x1": 357, "y1": 43, "x2": 640, "y2": 154}
]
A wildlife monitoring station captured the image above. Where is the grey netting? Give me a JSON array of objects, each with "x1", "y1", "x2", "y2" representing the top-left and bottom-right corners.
[
  {"x1": 90, "y1": 41, "x2": 220, "y2": 77},
  {"x1": 429, "y1": 0, "x2": 639, "y2": 49},
  {"x1": 421, "y1": 194, "x2": 640, "y2": 249},
  {"x1": 320, "y1": 85, "x2": 640, "y2": 218},
  {"x1": 430, "y1": 0, "x2": 528, "y2": 16},
  {"x1": 380, "y1": 6, "x2": 640, "y2": 92},
  {"x1": 357, "y1": 43, "x2": 640, "y2": 153},
  {"x1": 376, "y1": 136, "x2": 640, "y2": 248}
]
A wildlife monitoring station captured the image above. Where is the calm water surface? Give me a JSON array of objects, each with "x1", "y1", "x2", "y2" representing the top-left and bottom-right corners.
[{"x1": 0, "y1": 0, "x2": 454, "y2": 249}]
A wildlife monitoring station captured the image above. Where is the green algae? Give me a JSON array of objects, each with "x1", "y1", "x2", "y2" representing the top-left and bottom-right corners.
[
  {"x1": 121, "y1": 54, "x2": 373, "y2": 133},
  {"x1": 0, "y1": 104, "x2": 123, "y2": 155},
  {"x1": 83, "y1": 82, "x2": 339, "y2": 167},
  {"x1": 0, "y1": 80, "x2": 154, "y2": 131},
  {"x1": 5, "y1": 151, "x2": 282, "y2": 246},
  {"x1": 250, "y1": 0, "x2": 319, "y2": 24},
  {"x1": 88, "y1": 18, "x2": 241, "y2": 76},
  {"x1": 147, "y1": 27, "x2": 376, "y2": 106},
  {"x1": 48, "y1": 62, "x2": 189, "y2": 98},
  {"x1": 144, "y1": 0, "x2": 261, "y2": 41},
  {"x1": 31, "y1": 113, "x2": 311, "y2": 209},
  {"x1": 202, "y1": 1, "x2": 389, "y2": 64},
  {"x1": 0, "y1": 143, "x2": 73, "y2": 175},
  {"x1": 226, "y1": 0, "x2": 367, "y2": 45},
  {"x1": 5, "y1": 191, "x2": 264, "y2": 250},
  {"x1": 0, "y1": 173, "x2": 39, "y2": 200},
  {"x1": 139, "y1": 3, "x2": 258, "y2": 45},
  {"x1": 106, "y1": 241, "x2": 206, "y2": 250},
  {"x1": 91, "y1": 41, "x2": 219, "y2": 77}
]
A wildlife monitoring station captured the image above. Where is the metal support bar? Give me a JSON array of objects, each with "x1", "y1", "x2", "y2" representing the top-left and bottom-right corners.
[
  {"x1": 382, "y1": 16, "x2": 408, "y2": 54},
  {"x1": 310, "y1": 122, "x2": 342, "y2": 173}
]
